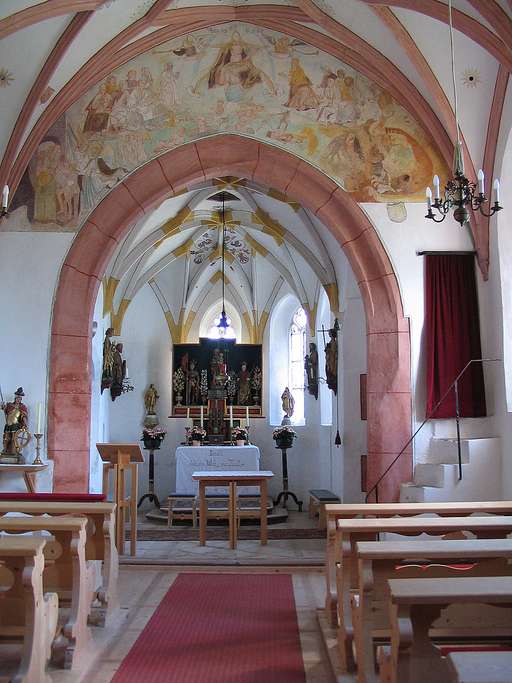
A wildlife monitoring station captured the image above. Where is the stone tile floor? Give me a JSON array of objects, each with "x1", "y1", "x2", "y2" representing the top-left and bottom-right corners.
[{"x1": 127, "y1": 508, "x2": 326, "y2": 565}]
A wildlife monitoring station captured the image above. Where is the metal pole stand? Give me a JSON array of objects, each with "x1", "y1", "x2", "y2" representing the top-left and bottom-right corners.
[
  {"x1": 274, "y1": 447, "x2": 303, "y2": 511},
  {"x1": 137, "y1": 448, "x2": 161, "y2": 508}
]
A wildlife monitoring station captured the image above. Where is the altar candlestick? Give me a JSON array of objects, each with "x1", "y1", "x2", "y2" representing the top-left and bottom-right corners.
[
  {"x1": 2, "y1": 185, "x2": 9, "y2": 209},
  {"x1": 245, "y1": 406, "x2": 249, "y2": 427},
  {"x1": 229, "y1": 405, "x2": 233, "y2": 428},
  {"x1": 200, "y1": 405, "x2": 203, "y2": 428},
  {"x1": 36, "y1": 402, "x2": 42, "y2": 433}
]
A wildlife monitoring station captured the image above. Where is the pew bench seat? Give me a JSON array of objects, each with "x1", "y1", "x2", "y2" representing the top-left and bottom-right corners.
[
  {"x1": 0, "y1": 536, "x2": 59, "y2": 683},
  {"x1": 0, "y1": 515, "x2": 93, "y2": 670},
  {"x1": 0, "y1": 500, "x2": 118, "y2": 627},
  {"x1": 383, "y1": 576, "x2": 512, "y2": 683},
  {"x1": 447, "y1": 651, "x2": 512, "y2": 682},
  {"x1": 308, "y1": 489, "x2": 341, "y2": 529}
]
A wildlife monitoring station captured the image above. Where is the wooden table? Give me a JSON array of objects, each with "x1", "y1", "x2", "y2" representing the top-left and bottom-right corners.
[
  {"x1": 192, "y1": 470, "x2": 273, "y2": 549},
  {"x1": 0, "y1": 462, "x2": 48, "y2": 492}
]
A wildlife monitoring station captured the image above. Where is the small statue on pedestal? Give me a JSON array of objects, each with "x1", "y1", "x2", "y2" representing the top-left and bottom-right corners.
[
  {"x1": 144, "y1": 384, "x2": 159, "y2": 416},
  {"x1": 281, "y1": 387, "x2": 295, "y2": 425}
]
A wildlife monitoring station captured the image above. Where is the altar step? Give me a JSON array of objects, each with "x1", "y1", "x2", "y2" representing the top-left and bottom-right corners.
[{"x1": 145, "y1": 501, "x2": 289, "y2": 526}]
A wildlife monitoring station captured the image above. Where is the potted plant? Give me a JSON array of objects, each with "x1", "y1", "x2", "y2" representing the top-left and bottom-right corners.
[
  {"x1": 272, "y1": 425, "x2": 297, "y2": 450},
  {"x1": 141, "y1": 425, "x2": 167, "y2": 450},
  {"x1": 187, "y1": 425, "x2": 207, "y2": 446},
  {"x1": 232, "y1": 426, "x2": 248, "y2": 446}
]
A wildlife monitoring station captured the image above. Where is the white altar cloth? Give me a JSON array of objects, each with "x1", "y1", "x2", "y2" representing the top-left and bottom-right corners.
[{"x1": 175, "y1": 445, "x2": 260, "y2": 495}]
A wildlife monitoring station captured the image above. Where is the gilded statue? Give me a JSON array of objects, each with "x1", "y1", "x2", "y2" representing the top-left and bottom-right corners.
[
  {"x1": 1, "y1": 387, "x2": 29, "y2": 456},
  {"x1": 144, "y1": 384, "x2": 159, "y2": 415}
]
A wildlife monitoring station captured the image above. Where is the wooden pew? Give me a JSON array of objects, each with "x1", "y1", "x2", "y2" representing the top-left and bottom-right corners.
[
  {"x1": 0, "y1": 500, "x2": 119, "y2": 625},
  {"x1": 383, "y1": 576, "x2": 512, "y2": 683},
  {"x1": 446, "y1": 651, "x2": 512, "y2": 682},
  {"x1": 324, "y1": 501, "x2": 512, "y2": 627},
  {"x1": 0, "y1": 536, "x2": 59, "y2": 683},
  {"x1": 335, "y1": 515, "x2": 512, "y2": 673},
  {"x1": 354, "y1": 539, "x2": 512, "y2": 683},
  {"x1": 0, "y1": 516, "x2": 94, "y2": 669}
]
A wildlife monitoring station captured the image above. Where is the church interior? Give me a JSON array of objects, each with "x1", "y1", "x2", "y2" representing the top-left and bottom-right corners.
[{"x1": 1, "y1": 0, "x2": 512, "y2": 681}]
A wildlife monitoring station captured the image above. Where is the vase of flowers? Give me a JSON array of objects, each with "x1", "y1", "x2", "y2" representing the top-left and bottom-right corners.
[
  {"x1": 232, "y1": 426, "x2": 248, "y2": 446},
  {"x1": 141, "y1": 425, "x2": 167, "y2": 450},
  {"x1": 272, "y1": 425, "x2": 296, "y2": 450},
  {"x1": 187, "y1": 425, "x2": 206, "y2": 446}
]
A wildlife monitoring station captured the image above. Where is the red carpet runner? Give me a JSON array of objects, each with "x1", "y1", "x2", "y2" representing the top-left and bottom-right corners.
[{"x1": 111, "y1": 573, "x2": 306, "y2": 683}]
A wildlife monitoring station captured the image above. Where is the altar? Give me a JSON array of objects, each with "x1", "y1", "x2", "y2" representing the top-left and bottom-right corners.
[{"x1": 175, "y1": 445, "x2": 260, "y2": 495}]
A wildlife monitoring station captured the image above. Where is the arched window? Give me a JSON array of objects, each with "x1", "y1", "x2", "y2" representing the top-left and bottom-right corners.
[
  {"x1": 289, "y1": 307, "x2": 307, "y2": 424},
  {"x1": 206, "y1": 312, "x2": 236, "y2": 340}
]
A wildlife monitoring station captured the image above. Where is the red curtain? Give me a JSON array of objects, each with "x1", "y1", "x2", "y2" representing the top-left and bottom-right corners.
[{"x1": 425, "y1": 254, "x2": 486, "y2": 418}]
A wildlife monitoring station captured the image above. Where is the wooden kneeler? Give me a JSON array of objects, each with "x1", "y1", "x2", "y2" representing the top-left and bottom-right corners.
[{"x1": 0, "y1": 536, "x2": 59, "y2": 683}]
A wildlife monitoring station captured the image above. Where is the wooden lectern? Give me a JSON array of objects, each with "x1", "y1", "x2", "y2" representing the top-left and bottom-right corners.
[{"x1": 97, "y1": 443, "x2": 143, "y2": 556}]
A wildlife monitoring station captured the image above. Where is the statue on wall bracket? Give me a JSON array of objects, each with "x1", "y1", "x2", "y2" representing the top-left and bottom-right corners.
[{"x1": 305, "y1": 342, "x2": 319, "y2": 400}]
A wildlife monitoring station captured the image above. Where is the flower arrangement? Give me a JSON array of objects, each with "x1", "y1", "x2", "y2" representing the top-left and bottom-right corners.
[
  {"x1": 173, "y1": 367, "x2": 185, "y2": 405},
  {"x1": 272, "y1": 425, "x2": 297, "y2": 441},
  {"x1": 142, "y1": 425, "x2": 167, "y2": 440},
  {"x1": 251, "y1": 366, "x2": 262, "y2": 392},
  {"x1": 232, "y1": 426, "x2": 248, "y2": 441},
  {"x1": 187, "y1": 425, "x2": 207, "y2": 442}
]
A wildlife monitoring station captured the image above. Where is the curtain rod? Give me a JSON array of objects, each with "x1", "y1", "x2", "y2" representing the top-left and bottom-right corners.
[{"x1": 416, "y1": 250, "x2": 476, "y2": 256}]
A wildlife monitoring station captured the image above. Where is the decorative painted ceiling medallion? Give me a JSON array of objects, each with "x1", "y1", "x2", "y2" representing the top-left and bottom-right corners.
[
  {"x1": 461, "y1": 68, "x2": 481, "y2": 88},
  {"x1": 0, "y1": 68, "x2": 14, "y2": 88},
  {"x1": 225, "y1": 228, "x2": 250, "y2": 264},
  {"x1": 191, "y1": 230, "x2": 215, "y2": 264}
]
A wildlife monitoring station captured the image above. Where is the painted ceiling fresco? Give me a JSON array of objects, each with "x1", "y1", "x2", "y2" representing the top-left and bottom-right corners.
[
  {"x1": 9, "y1": 22, "x2": 448, "y2": 232},
  {"x1": 190, "y1": 227, "x2": 251, "y2": 264}
]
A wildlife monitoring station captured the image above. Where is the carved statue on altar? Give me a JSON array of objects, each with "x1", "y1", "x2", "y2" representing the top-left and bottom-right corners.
[
  {"x1": 186, "y1": 358, "x2": 200, "y2": 405},
  {"x1": 237, "y1": 360, "x2": 251, "y2": 405},
  {"x1": 210, "y1": 347, "x2": 227, "y2": 388}
]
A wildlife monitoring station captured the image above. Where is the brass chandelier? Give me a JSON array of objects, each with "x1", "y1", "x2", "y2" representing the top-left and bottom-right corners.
[{"x1": 425, "y1": 0, "x2": 502, "y2": 226}]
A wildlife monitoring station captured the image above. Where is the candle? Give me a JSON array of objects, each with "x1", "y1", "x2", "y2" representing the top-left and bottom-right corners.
[
  {"x1": 494, "y1": 178, "x2": 500, "y2": 204},
  {"x1": 229, "y1": 405, "x2": 233, "y2": 428},
  {"x1": 245, "y1": 406, "x2": 249, "y2": 427},
  {"x1": 432, "y1": 175, "x2": 440, "y2": 200},
  {"x1": 2, "y1": 184, "x2": 9, "y2": 209},
  {"x1": 36, "y1": 402, "x2": 42, "y2": 434},
  {"x1": 187, "y1": 407, "x2": 190, "y2": 419},
  {"x1": 477, "y1": 169, "x2": 485, "y2": 195},
  {"x1": 200, "y1": 405, "x2": 203, "y2": 428},
  {"x1": 125, "y1": 364, "x2": 129, "y2": 378},
  {"x1": 426, "y1": 186, "x2": 432, "y2": 210}
]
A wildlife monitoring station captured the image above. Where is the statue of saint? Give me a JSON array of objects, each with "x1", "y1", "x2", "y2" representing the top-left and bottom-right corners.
[
  {"x1": 144, "y1": 384, "x2": 159, "y2": 415},
  {"x1": 306, "y1": 342, "x2": 319, "y2": 400},
  {"x1": 110, "y1": 342, "x2": 126, "y2": 401},
  {"x1": 281, "y1": 387, "x2": 295, "y2": 418},
  {"x1": 101, "y1": 327, "x2": 114, "y2": 393},
  {"x1": 325, "y1": 328, "x2": 338, "y2": 395},
  {"x1": 1, "y1": 387, "x2": 28, "y2": 456},
  {"x1": 186, "y1": 359, "x2": 200, "y2": 405},
  {"x1": 237, "y1": 361, "x2": 251, "y2": 405},
  {"x1": 210, "y1": 348, "x2": 227, "y2": 388}
]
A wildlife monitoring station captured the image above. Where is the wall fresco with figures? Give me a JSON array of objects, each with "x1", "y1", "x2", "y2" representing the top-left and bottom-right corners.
[{"x1": 6, "y1": 22, "x2": 448, "y2": 232}]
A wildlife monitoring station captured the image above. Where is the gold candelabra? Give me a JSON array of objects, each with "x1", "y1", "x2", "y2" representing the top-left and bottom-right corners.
[{"x1": 33, "y1": 433, "x2": 44, "y2": 465}]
